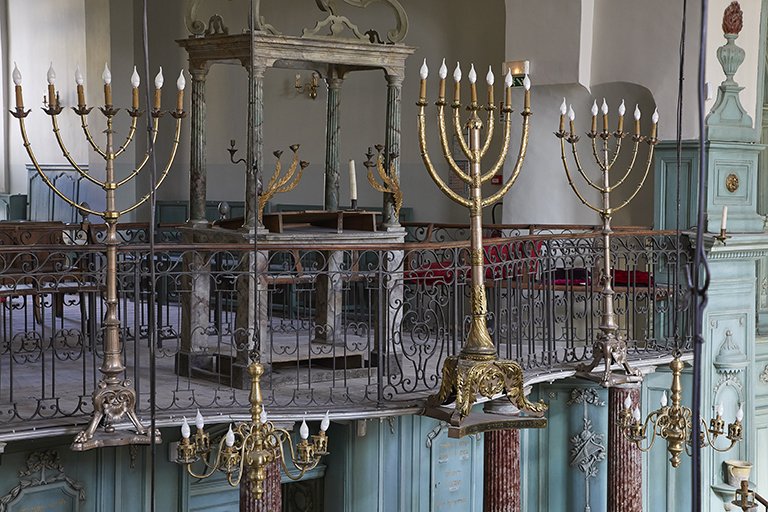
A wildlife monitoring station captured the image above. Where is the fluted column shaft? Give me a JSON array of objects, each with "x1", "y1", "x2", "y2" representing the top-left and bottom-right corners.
[
  {"x1": 383, "y1": 74, "x2": 403, "y2": 227},
  {"x1": 240, "y1": 460, "x2": 281, "y2": 512},
  {"x1": 608, "y1": 385, "x2": 642, "y2": 512},
  {"x1": 324, "y1": 74, "x2": 343, "y2": 211},
  {"x1": 245, "y1": 64, "x2": 265, "y2": 231},
  {"x1": 484, "y1": 429, "x2": 521, "y2": 512},
  {"x1": 189, "y1": 67, "x2": 209, "y2": 226}
]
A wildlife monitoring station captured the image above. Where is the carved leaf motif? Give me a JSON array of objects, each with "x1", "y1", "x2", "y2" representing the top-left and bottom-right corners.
[{"x1": 722, "y1": 1, "x2": 743, "y2": 34}]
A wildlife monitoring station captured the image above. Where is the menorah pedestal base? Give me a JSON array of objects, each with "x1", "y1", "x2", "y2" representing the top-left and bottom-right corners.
[
  {"x1": 425, "y1": 356, "x2": 547, "y2": 427},
  {"x1": 71, "y1": 429, "x2": 161, "y2": 451},
  {"x1": 575, "y1": 337, "x2": 643, "y2": 387}
]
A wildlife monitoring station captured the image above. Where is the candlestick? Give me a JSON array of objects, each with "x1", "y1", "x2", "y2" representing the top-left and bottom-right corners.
[
  {"x1": 468, "y1": 63, "x2": 477, "y2": 104},
  {"x1": 419, "y1": 58, "x2": 428, "y2": 102},
  {"x1": 591, "y1": 100, "x2": 598, "y2": 132},
  {"x1": 154, "y1": 67, "x2": 163, "y2": 110},
  {"x1": 486, "y1": 65, "x2": 494, "y2": 106},
  {"x1": 176, "y1": 70, "x2": 185, "y2": 110},
  {"x1": 75, "y1": 64, "x2": 85, "y2": 106},
  {"x1": 559, "y1": 97, "x2": 567, "y2": 132},
  {"x1": 102, "y1": 63, "x2": 112, "y2": 106},
  {"x1": 634, "y1": 104, "x2": 641, "y2": 135},
  {"x1": 618, "y1": 100, "x2": 625, "y2": 132},
  {"x1": 453, "y1": 62, "x2": 461, "y2": 104},
  {"x1": 721, "y1": 205, "x2": 728, "y2": 231},
  {"x1": 47, "y1": 62, "x2": 56, "y2": 107},
  {"x1": 504, "y1": 69, "x2": 512, "y2": 108},
  {"x1": 13, "y1": 63, "x2": 23, "y2": 108},
  {"x1": 438, "y1": 59, "x2": 447, "y2": 102},
  {"x1": 131, "y1": 66, "x2": 140, "y2": 109},
  {"x1": 651, "y1": 107, "x2": 658, "y2": 139},
  {"x1": 568, "y1": 105, "x2": 575, "y2": 135},
  {"x1": 523, "y1": 74, "x2": 530, "y2": 110},
  {"x1": 349, "y1": 158, "x2": 357, "y2": 201},
  {"x1": 601, "y1": 98, "x2": 608, "y2": 132}
]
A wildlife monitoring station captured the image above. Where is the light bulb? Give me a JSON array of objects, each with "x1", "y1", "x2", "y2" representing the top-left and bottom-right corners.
[
  {"x1": 624, "y1": 394, "x2": 632, "y2": 410},
  {"x1": 468, "y1": 63, "x2": 477, "y2": 84},
  {"x1": 131, "y1": 66, "x2": 140, "y2": 88},
  {"x1": 181, "y1": 417, "x2": 190, "y2": 439},
  {"x1": 195, "y1": 409, "x2": 204, "y2": 430},
  {"x1": 225, "y1": 425, "x2": 235, "y2": 447},
  {"x1": 633, "y1": 406, "x2": 641, "y2": 422},
  {"x1": 486, "y1": 65, "x2": 494, "y2": 86},
  {"x1": 601, "y1": 98, "x2": 608, "y2": 115},
  {"x1": 523, "y1": 74, "x2": 530, "y2": 91},
  {"x1": 504, "y1": 69, "x2": 513, "y2": 88},
  {"x1": 177, "y1": 69, "x2": 185, "y2": 91},
  {"x1": 634, "y1": 104, "x2": 641, "y2": 121},
  {"x1": 618, "y1": 99, "x2": 626, "y2": 116},
  {"x1": 453, "y1": 62, "x2": 461, "y2": 83},
  {"x1": 102, "y1": 63, "x2": 111, "y2": 85},
  {"x1": 12, "y1": 63, "x2": 21, "y2": 86},
  {"x1": 717, "y1": 402, "x2": 724, "y2": 417},
  {"x1": 300, "y1": 419, "x2": 309, "y2": 440},
  {"x1": 591, "y1": 100, "x2": 598, "y2": 117},
  {"x1": 154, "y1": 67, "x2": 164, "y2": 89},
  {"x1": 260, "y1": 408, "x2": 268, "y2": 424},
  {"x1": 438, "y1": 59, "x2": 447, "y2": 79},
  {"x1": 419, "y1": 58, "x2": 428, "y2": 80},
  {"x1": 568, "y1": 105, "x2": 575, "y2": 121},
  {"x1": 560, "y1": 98, "x2": 567, "y2": 116},
  {"x1": 321, "y1": 411, "x2": 330, "y2": 431},
  {"x1": 660, "y1": 391, "x2": 668, "y2": 408},
  {"x1": 652, "y1": 107, "x2": 659, "y2": 124},
  {"x1": 75, "y1": 64, "x2": 84, "y2": 86},
  {"x1": 736, "y1": 406, "x2": 743, "y2": 422},
  {"x1": 47, "y1": 63, "x2": 56, "y2": 85}
]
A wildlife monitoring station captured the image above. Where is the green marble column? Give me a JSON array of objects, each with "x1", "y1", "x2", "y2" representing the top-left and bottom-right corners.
[
  {"x1": 189, "y1": 67, "x2": 209, "y2": 226},
  {"x1": 383, "y1": 73, "x2": 404, "y2": 228},
  {"x1": 324, "y1": 74, "x2": 344, "y2": 211},
  {"x1": 244, "y1": 64, "x2": 265, "y2": 232}
]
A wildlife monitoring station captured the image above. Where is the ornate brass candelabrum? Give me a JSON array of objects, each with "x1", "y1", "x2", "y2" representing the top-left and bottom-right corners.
[
  {"x1": 177, "y1": 361, "x2": 330, "y2": 500},
  {"x1": 10, "y1": 62, "x2": 185, "y2": 450},
  {"x1": 619, "y1": 350, "x2": 743, "y2": 467},
  {"x1": 363, "y1": 144, "x2": 402, "y2": 220},
  {"x1": 555, "y1": 98, "x2": 657, "y2": 387},
  {"x1": 417, "y1": 58, "x2": 547, "y2": 426}
]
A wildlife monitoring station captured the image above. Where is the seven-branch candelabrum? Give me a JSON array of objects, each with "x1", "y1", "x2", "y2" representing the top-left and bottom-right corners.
[
  {"x1": 554, "y1": 96, "x2": 658, "y2": 387},
  {"x1": 10, "y1": 61, "x2": 186, "y2": 449},
  {"x1": 417, "y1": 58, "x2": 547, "y2": 426},
  {"x1": 618, "y1": 351, "x2": 743, "y2": 468},
  {"x1": 257, "y1": 145, "x2": 309, "y2": 223},
  {"x1": 363, "y1": 144, "x2": 402, "y2": 220},
  {"x1": 177, "y1": 362, "x2": 330, "y2": 500}
]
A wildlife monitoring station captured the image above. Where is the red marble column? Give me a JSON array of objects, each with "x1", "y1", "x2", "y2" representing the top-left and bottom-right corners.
[
  {"x1": 483, "y1": 400, "x2": 521, "y2": 512},
  {"x1": 240, "y1": 459, "x2": 282, "y2": 512},
  {"x1": 607, "y1": 385, "x2": 642, "y2": 512}
]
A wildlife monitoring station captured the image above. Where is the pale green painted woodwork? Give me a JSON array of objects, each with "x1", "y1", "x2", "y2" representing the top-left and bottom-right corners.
[{"x1": 653, "y1": 140, "x2": 700, "y2": 231}]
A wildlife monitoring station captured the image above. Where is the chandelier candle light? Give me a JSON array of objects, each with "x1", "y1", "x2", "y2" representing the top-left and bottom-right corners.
[
  {"x1": 417, "y1": 58, "x2": 547, "y2": 426},
  {"x1": 10, "y1": 62, "x2": 186, "y2": 450},
  {"x1": 619, "y1": 350, "x2": 742, "y2": 467},
  {"x1": 554, "y1": 97, "x2": 658, "y2": 387},
  {"x1": 177, "y1": 361, "x2": 331, "y2": 500}
]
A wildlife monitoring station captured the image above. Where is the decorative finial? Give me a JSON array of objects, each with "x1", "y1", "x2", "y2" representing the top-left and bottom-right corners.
[{"x1": 722, "y1": 1, "x2": 743, "y2": 34}]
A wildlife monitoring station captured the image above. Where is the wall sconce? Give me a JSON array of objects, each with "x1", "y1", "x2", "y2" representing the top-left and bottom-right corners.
[{"x1": 295, "y1": 72, "x2": 318, "y2": 100}]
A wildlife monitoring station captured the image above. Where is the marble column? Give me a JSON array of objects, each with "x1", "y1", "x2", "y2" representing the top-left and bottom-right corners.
[
  {"x1": 607, "y1": 385, "x2": 642, "y2": 512},
  {"x1": 244, "y1": 64, "x2": 265, "y2": 232},
  {"x1": 324, "y1": 72, "x2": 344, "y2": 211},
  {"x1": 240, "y1": 460, "x2": 282, "y2": 512},
  {"x1": 189, "y1": 66, "x2": 209, "y2": 227},
  {"x1": 483, "y1": 400, "x2": 521, "y2": 512},
  {"x1": 383, "y1": 73, "x2": 404, "y2": 228},
  {"x1": 314, "y1": 249, "x2": 344, "y2": 344}
]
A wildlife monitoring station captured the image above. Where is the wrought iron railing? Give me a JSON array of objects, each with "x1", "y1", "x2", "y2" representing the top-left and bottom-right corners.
[{"x1": 0, "y1": 222, "x2": 692, "y2": 431}]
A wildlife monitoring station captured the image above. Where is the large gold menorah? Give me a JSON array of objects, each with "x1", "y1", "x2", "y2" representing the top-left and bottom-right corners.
[
  {"x1": 10, "y1": 63, "x2": 185, "y2": 449},
  {"x1": 417, "y1": 59, "x2": 547, "y2": 425},
  {"x1": 554, "y1": 98, "x2": 658, "y2": 387}
]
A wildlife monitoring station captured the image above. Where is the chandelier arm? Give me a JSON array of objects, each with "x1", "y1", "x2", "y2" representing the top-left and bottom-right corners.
[
  {"x1": 77, "y1": 113, "x2": 108, "y2": 159},
  {"x1": 272, "y1": 427, "x2": 317, "y2": 480},
  {"x1": 559, "y1": 139, "x2": 603, "y2": 214},
  {"x1": 574, "y1": 140, "x2": 605, "y2": 192},
  {"x1": 51, "y1": 116, "x2": 107, "y2": 188},
  {"x1": 480, "y1": 114, "x2": 512, "y2": 185},
  {"x1": 606, "y1": 139, "x2": 639, "y2": 192},
  {"x1": 481, "y1": 112, "x2": 525, "y2": 207},
  {"x1": 115, "y1": 117, "x2": 160, "y2": 187},
  {"x1": 186, "y1": 438, "x2": 226, "y2": 477},
  {"x1": 437, "y1": 105, "x2": 471, "y2": 183},
  {"x1": 113, "y1": 116, "x2": 138, "y2": 158},
  {"x1": 18, "y1": 118, "x2": 102, "y2": 217},
  {"x1": 452, "y1": 105, "x2": 473, "y2": 162},
  {"x1": 418, "y1": 108, "x2": 471, "y2": 208},
  {"x1": 478, "y1": 105, "x2": 496, "y2": 160},
  {"x1": 119, "y1": 117, "x2": 181, "y2": 216},
  {"x1": 609, "y1": 144, "x2": 654, "y2": 214}
]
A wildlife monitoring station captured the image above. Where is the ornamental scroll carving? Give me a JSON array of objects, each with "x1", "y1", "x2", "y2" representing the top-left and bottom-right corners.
[
  {"x1": 0, "y1": 450, "x2": 86, "y2": 512},
  {"x1": 184, "y1": 0, "x2": 408, "y2": 43}
]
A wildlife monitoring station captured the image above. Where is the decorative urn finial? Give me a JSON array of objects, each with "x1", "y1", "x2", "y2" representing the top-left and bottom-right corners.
[{"x1": 722, "y1": 2, "x2": 743, "y2": 35}]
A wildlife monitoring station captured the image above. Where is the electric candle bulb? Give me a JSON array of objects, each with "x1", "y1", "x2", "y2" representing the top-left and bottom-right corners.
[
  {"x1": 47, "y1": 63, "x2": 56, "y2": 107},
  {"x1": 624, "y1": 394, "x2": 632, "y2": 410},
  {"x1": 522, "y1": 74, "x2": 530, "y2": 109},
  {"x1": 419, "y1": 58, "x2": 428, "y2": 101},
  {"x1": 523, "y1": 74, "x2": 530, "y2": 91},
  {"x1": 717, "y1": 403, "x2": 724, "y2": 417},
  {"x1": 300, "y1": 419, "x2": 309, "y2": 440},
  {"x1": 153, "y1": 67, "x2": 163, "y2": 109},
  {"x1": 176, "y1": 70, "x2": 186, "y2": 110},
  {"x1": 453, "y1": 62, "x2": 462, "y2": 83},
  {"x1": 660, "y1": 390, "x2": 668, "y2": 408},
  {"x1": 102, "y1": 63, "x2": 112, "y2": 105},
  {"x1": 453, "y1": 62, "x2": 461, "y2": 103},
  {"x1": 12, "y1": 63, "x2": 21, "y2": 86},
  {"x1": 736, "y1": 406, "x2": 743, "y2": 422},
  {"x1": 591, "y1": 100, "x2": 598, "y2": 132},
  {"x1": 47, "y1": 63, "x2": 56, "y2": 85},
  {"x1": 618, "y1": 99, "x2": 626, "y2": 132},
  {"x1": 75, "y1": 65, "x2": 84, "y2": 105},
  {"x1": 225, "y1": 425, "x2": 235, "y2": 447},
  {"x1": 181, "y1": 417, "x2": 190, "y2": 439},
  {"x1": 419, "y1": 58, "x2": 428, "y2": 80},
  {"x1": 195, "y1": 409, "x2": 204, "y2": 430},
  {"x1": 468, "y1": 63, "x2": 477, "y2": 84},
  {"x1": 559, "y1": 97, "x2": 567, "y2": 131},
  {"x1": 601, "y1": 98, "x2": 608, "y2": 131},
  {"x1": 260, "y1": 409, "x2": 268, "y2": 424},
  {"x1": 468, "y1": 64, "x2": 477, "y2": 104},
  {"x1": 633, "y1": 406, "x2": 641, "y2": 423},
  {"x1": 634, "y1": 104, "x2": 641, "y2": 135},
  {"x1": 568, "y1": 105, "x2": 575, "y2": 134},
  {"x1": 504, "y1": 69, "x2": 513, "y2": 106},
  {"x1": 321, "y1": 411, "x2": 330, "y2": 431},
  {"x1": 486, "y1": 66, "x2": 494, "y2": 105},
  {"x1": 131, "y1": 66, "x2": 140, "y2": 108},
  {"x1": 438, "y1": 58, "x2": 447, "y2": 100},
  {"x1": 651, "y1": 107, "x2": 659, "y2": 138}
]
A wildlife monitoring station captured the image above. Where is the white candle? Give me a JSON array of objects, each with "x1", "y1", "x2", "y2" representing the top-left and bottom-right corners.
[
  {"x1": 300, "y1": 419, "x2": 309, "y2": 440},
  {"x1": 349, "y1": 159, "x2": 357, "y2": 201},
  {"x1": 321, "y1": 410, "x2": 330, "y2": 431},
  {"x1": 225, "y1": 425, "x2": 235, "y2": 447},
  {"x1": 181, "y1": 417, "x2": 190, "y2": 439},
  {"x1": 721, "y1": 205, "x2": 728, "y2": 231}
]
